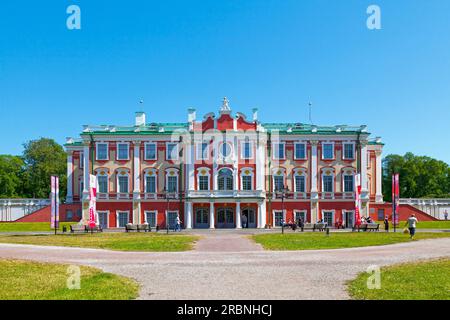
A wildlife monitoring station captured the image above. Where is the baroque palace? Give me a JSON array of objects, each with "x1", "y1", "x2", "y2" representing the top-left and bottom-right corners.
[{"x1": 64, "y1": 98, "x2": 384, "y2": 229}]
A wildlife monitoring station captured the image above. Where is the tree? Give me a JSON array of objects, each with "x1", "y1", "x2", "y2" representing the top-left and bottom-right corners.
[
  {"x1": 383, "y1": 152, "x2": 450, "y2": 201},
  {"x1": 0, "y1": 155, "x2": 25, "y2": 198},
  {"x1": 22, "y1": 138, "x2": 67, "y2": 199}
]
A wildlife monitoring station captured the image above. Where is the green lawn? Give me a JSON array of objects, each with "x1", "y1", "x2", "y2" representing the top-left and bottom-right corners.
[
  {"x1": 0, "y1": 232, "x2": 199, "y2": 252},
  {"x1": 348, "y1": 259, "x2": 450, "y2": 300},
  {"x1": 0, "y1": 259, "x2": 139, "y2": 300},
  {"x1": 252, "y1": 232, "x2": 450, "y2": 250},
  {"x1": 377, "y1": 220, "x2": 450, "y2": 230},
  {"x1": 0, "y1": 222, "x2": 73, "y2": 232}
]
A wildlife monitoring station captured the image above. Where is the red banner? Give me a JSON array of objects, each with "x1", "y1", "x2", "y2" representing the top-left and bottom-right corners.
[
  {"x1": 392, "y1": 173, "x2": 399, "y2": 225},
  {"x1": 355, "y1": 173, "x2": 361, "y2": 226},
  {"x1": 50, "y1": 176, "x2": 59, "y2": 229},
  {"x1": 88, "y1": 174, "x2": 97, "y2": 228}
]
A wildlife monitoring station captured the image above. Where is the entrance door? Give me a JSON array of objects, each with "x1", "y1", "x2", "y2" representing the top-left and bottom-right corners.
[
  {"x1": 195, "y1": 208, "x2": 209, "y2": 228},
  {"x1": 242, "y1": 208, "x2": 257, "y2": 228},
  {"x1": 344, "y1": 211, "x2": 354, "y2": 228},
  {"x1": 98, "y1": 212, "x2": 108, "y2": 229},
  {"x1": 216, "y1": 208, "x2": 235, "y2": 228}
]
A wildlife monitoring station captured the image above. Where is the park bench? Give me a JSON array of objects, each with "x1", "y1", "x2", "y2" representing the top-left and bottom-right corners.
[
  {"x1": 86, "y1": 225, "x2": 103, "y2": 233},
  {"x1": 125, "y1": 223, "x2": 138, "y2": 232},
  {"x1": 354, "y1": 223, "x2": 380, "y2": 232},
  {"x1": 303, "y1": 223, "x2": 327, "y2": 232},
  {"x1": 137, "y1": 223, "x2": 151, "y2": 232},
  {"x1": 70, "y1": 224, "x2": 87, "y2": 233}
]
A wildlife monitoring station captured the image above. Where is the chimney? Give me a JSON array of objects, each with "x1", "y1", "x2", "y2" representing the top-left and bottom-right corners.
[
  {"x1": 188, "y1": 108, "x2": 196, "y2": 123},
  {"x1": 252, "y1": 108, "x2": 258, "y2": 121},
  {"x1": 135, "y1": 111, "x2": 146, "y2": 126}
]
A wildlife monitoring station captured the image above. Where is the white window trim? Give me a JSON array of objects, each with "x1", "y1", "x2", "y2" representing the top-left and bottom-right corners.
[
  {"x1": 166, "y1": 142, "x2": 179, "y2": 161},
  {"x1": 294, "y1": 171, "x2": 307, "y2": 193},
  {"x1": 321, "y1": 142, "x2": 335, "y2": 160},
  {"x1": 342, "y1": 173, "x2": 355, "y2": 193},
  {"x1": 196, "y1": 142, "x2": 210, "y2": 161},
  {"x1": 144, "y1": 170, "x2": 158, "y2": 194},
  {"x1": 165, "y1": 168, "x2": 179, "y2": 193},
  {"x1": 96, "y1": 172, "x2": 109, "y2": 194},
  {"x1": 321, "y1": 210, "x2": 335, "y2": 226},
  {"x1": 165, "y1": 210, "x2": 180, "y2": 227},
  {"x1": 96, "y1": 142, "x2": 109, "y2": 161},
  {"x1": 144, "y1": 142, "x2": 157, "y2": 160},
  {"x1": 294, "y1": 142, "x2": 307, "y2": 160},
  {"x1": 240, "y1": 167, "x2": 254, "y2": 191},
  {"x1": 144, "y1": 210, "x2": 158, "y2": 226},
  {"x1": 196, "y1": 167, "x2": 211, "y2": 191},
  {"x1": 272, "y1": 209, "x2": 286, "y2": 227},
  {"x1": 116, "y1": 210, "x2": 130, "y2": 228},
  {"x1": 272, "y1": 142, "x2": 286, "y2": 160},
  {"x1": 116, "y1": 170, "x2": 130, "y2": 194},
  {"x1": 116, "y1": 142, "x2": 130, "y2": 161},
  {"x1": 240, "y1": 140, "x2": 253, "y2": 159},
  {"x1": 343, "y1": 142, "x2": 356, "y2": 160},
  {"x1": 321, "y1": 170, "x2": 335, "y2": 193},
  {"x1": 294, "y1": 210, "x2": 307, "y2": 223},
  {"x1": 97, "y1": 210, "x2": 109, "y2": 229},
  {"x1": 272, "y1": 168, "x2": 286, "y2": 193}
]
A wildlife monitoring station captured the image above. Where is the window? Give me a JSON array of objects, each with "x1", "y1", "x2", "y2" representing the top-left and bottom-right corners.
[
  {"x1": 274, "y1": 211, "x2": 284, "y2": 226},
  {"x1": 322, "y1": 175, "x2": 333, "y2": 192},
  {"x1": 118, "y1": 175, "x2": 129, "y2": 193},
  {"x1": 167, "y1": 176, "x2": 178, "y2": 193},
  {"x1": 117, "y1": 143, "x2": 129, "y2": 160},
  {"x1": 295, "y1": 175, "x2": 306, "y2": 193},
  {"x1": 273, "y1": 175, "x2": 284, "y2": 192},
  {"x1": 145, "y1": 143, "x2": 157, "y2": 160},
  {"x1": 66, "y1": 210, "x2": 73, "y2": 220},
  {"x1": 218, "y1": 168, "x2": 233, "y2": 191},
  {"x1": 273, "y1": 143, "x2": 285, "y2": 160},
  {"x1": 198, "y1": 175, "x2": 209, "y2": 191},
  {"x1": 295, "y1": 211, "x2": 306, "y2": 223},
  {"x1": 294, "y1": 143, "x2": 306, "y2": 160},
  {"x1": 220, "y1": 142, "x2": 232, "y2": 158},
  {"x1": 377, "y1": 209, "x2": 385, "y2": 221},
  {"x1": 117, "y1": 212, "x2": 129, "y2": 228},
  {"x1": 145, "y1": 175, "x2": 156, "y2": 193},
  {"x1": 197, "y1": 142, "x2": 209, "y2": 160},
  {"x1": 323, "y1": 211, "x2": 334, "y2": 226},
  {"x1": 242, "y1": 175, "x2": 252, "y2": 191},
  {"x1": 242, "y1": 141, "x2": 252, "y2": 159},
  {"x1": 343, "y1": 143, "x2": 355, "y2": 159},
  {"x1": 96, "y1": 143, "x2": 108, "y2": 160},
  {"x1": 322, "y1": 143, "x2": 334, "y2": 159},
  {"x1": 97, "y1": 175, "x2": 108, "y2": 193},
  {"x1": 344, "y1": 175, "x2": 354, "y2": 192},
  {"x1": 145, "y1": 211, "x2": 157, "y2": 228},
  {"x1": 167, "y1": 211, "x2": 178, "y2": 229},
  {"x1": 166, "y1": 143, "x2": 178, "y2": 160},
  {"x1": 79, "y1": 152, "x2": 84, "y2": 168}
]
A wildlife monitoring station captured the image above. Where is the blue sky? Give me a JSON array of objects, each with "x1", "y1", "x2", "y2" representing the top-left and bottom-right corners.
[{"x1": 0, "y1": 0, "x2": 449, "y2": 163}]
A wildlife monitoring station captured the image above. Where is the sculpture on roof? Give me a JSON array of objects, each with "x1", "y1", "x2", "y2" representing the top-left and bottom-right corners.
[{"x1": 220, "y1": 97, "x2": 231, "y2": 114}]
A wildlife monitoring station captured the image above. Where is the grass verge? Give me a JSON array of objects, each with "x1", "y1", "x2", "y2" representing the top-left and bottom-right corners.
[
  {"x1": 0, "y1": 232, "x2": 199, "y2": 252},
  {"x1": 252, "y1": 232, "x2": 450, "y2": 250},
  {"x1": 0, "y1": 259, "x2": 139, "y2": 300},
  {"x1": 377, "y1": 220, "x2": 450, "y2": 230},
  {"x1": 347, "y1": 258, "x2": 450, "y2": 300},
  {"x1": 0, "y1": 222, "x2": 73, "y2": 232}
]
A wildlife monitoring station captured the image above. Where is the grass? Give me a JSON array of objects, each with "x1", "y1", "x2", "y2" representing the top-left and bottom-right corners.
[
  {"x1": 377, "y1": 220, "x2": 450, "y2": 230},
  {"x1": 252, "y1": 232, "x2": 450, "y2": 250},
  {"x1": 348, "y1": 258, "x2": 450, "y2": 300},
  {"x1": 0, "y1": 259, "x2": 139, "y2": 300},
  {"x1": 0, "y1": 232, "x2": 199, "y2": 252},
  {"x1": 0, "y1": 222, "x2": 73, "y2": 232}
]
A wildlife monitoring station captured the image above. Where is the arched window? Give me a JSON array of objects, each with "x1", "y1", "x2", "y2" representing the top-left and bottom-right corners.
[
  {"x1": 165, "y1": 168, "x2": 179, "y2": 193},
  {"x1": 321, "y1": 168, "x2": 334, "y2": 193},
  {"x1": 293, "y1": 168, "x2": 307, "y2": 193},
  {"x1": 342, "y1": 168, "x2": 356, "y2": 193},
  {"x1": 144, "y1": 169, "x2": 157, "y2": 194},
  {"x1": 272, "y1": 168, "x2": 285, "y2": 192},
  {"x1": 95, "y1": 169, "x2": 109, "y2": 194},
  {"x1": 197, "y1": 168, "x2": 211, "y2": 191},
  {"x1": 240, "y1": 168, "x2": 253, "y2": 191},
  {"x1": 218, "y1": 168, "x2": 233, "y2": 191},
  {"x1": 116, "y1": 169, "x2": 130, "y2": 194}
]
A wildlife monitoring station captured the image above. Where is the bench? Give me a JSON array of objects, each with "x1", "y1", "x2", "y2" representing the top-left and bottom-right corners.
[
  {"x1": 86, "y1": 225, "x2": 103, "y2": 233},
  {"x1": 70, "y1": 224, "x2": 87, "y2": 233},
  {"x1": 354, "y1": 223, "x2": 380, "y2": 232},
  {"x1": 303, "y1": 223, "x2": 327, "y2": 232},
  {"x1": 125, "y1": 223, "x2": 151, "y2": 232}
]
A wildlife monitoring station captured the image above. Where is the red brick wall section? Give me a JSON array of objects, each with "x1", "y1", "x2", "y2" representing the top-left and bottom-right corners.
[
  {"x1": 370, "y1": 203, "x2": 438, "y2": 221},
  {"x1": 14, "y1": 204, "x2": 82, "y2": 223}
]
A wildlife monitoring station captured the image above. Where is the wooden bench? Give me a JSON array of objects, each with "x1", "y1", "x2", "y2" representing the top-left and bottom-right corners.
[
  {"x1": 86, "y1": 225, "x2": 103, "y2": 233},
  {"x1": 70, "y1": 224, "x2": 87, "y2": 233},
  {"x1": 303, "y1": 223, "x2": 327, "y2": 232},
  {"x1": 125, "y1": 223, "x2": 151, "y2": 232},
  {"x1": 354, "y1": 223, "x2": 380, "y2": 232}
]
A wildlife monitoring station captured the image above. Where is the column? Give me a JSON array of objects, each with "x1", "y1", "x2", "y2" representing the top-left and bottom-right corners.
[
  {"x1": 185, "y1": 201, "x2": 193, "y2": 229},
  {"x1": 66, "y1": 152, "x2": 73, "y2": 203},
  {"x1": 255, "y1": 139, "x2": 265, "y2": 191},
  {"x1": 375, "y1": 150, "x2": 383, "y2": 203},
  {"x1": 236, "y1": 202, "x2": 241, "y2": 228},
  {"x1": 82, "y1": 144, "x2": 90, "y2": 221},
  {"x1": 209, "y1": 202, "x2": 215, "y2": 229},
  {"x1": 258, "y1": 201, "x2": 266, "y2": 228},
  {"x1": 310, "y1": 141, "x2": 319, "y2": 223},
  {"x1": 187, "y1": 143, "x2": 195, "y2": 191},
  {"x1": 360, "y1": 141, "x2": 368, "y2": 192},
  {"x1": 233, "y1": 136, "x2": 239, "y2": 191},
  {"x1": 133, "y1": 142, "x2": 141, "y2": 224}
]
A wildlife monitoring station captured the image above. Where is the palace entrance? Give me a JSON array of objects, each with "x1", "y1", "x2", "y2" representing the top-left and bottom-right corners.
[
  {"x1": 241, "y1": 208, "x2": 257, "y2": 228},
  {"x1": 216, "y1": 208, "x2": 235, "y2": 228}
]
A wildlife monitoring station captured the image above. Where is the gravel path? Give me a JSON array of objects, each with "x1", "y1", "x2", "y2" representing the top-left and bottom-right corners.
[{"x1": 0, "y1": 235, "x2": 449, "y2": 300}]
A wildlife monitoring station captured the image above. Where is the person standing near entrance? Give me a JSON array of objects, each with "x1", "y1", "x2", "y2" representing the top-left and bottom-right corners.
[
  {"x1": 405, "y1": 214, "x2": 418, "y2": 239},
  {"x1": 175, "y1": 214, "x2": 182, "y2": 232},
  {"x1": 444, "y1": 210, "x2": 448, "y2": 220},
  {"x1": 384, "y1": 215, "x2": 389, "y2": 232},
  {"x1": 242, "y1": 213, "x2": 248, "y2": 228}
]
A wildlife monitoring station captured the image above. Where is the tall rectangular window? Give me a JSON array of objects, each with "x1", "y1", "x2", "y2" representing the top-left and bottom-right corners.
[
  {"x1": 242, "y1": 175, "x2": 252, "y2": 191},
  {"x1": 323, "y1": 211, "x2": 333, "y2": 226},
  {"x1": 323, "y1": 175, "x2": 333, "y2": 192},
  {"x1": 145, "y1": 175, "x2": 156, "y2": 193},
  {"x1": 273, "y1": 143, "x2": 285, "y2": 160},
  {"x1": 167, "y1": 176, "x2": 178, "y2": 192},
  {"x1": 117, "y1": 143, "x2": 129, "y2": 160},
  {"x1": 145, "y1": 143, "x2": 157, "y2": 160},
  {"x1": 273, "y1": 176, "x2": 284, "y2": 192},
  {"x1": 294, "y1": 143, "x2": 306, "y2": 159},
  {"x1": 197, "y1": 143, "x2": 208, "y2": 160},
  {"x1": 242, "y1": 141, "x2": 252, "y2": 159},
  {"x1": 343, "y1": 143, "x2": 354, "y2": 159},
  {"x1": 322, "y1": 143, "x2": 334, "y2": 159},
  {"x1": 96, "y1": 143, "x2": 108, "y2": 160},
  {"x1": 295, "y1": 175, "x2": 305, "y2": 192},
  {"x1": 166, "y1": 143, "x2": 178, "y2": 160},
  {"x1": 118, "y1": 212, "x2": 129, "y2": 228},
  {"x1": 97, "y1": 175, "x2": 108, "y2": 193},
  {"x1": 198, "y1": 176, "x2": 209, "y2": 191},
  {"x1": 145, "y1": 211, "x2": 157, "y2": 227},
  {"x1": 118, "y1": 176, "x2": 128, "y2": 193},
  {"x1": 274, "y1": 211, "x2": 284, "y2": 226},
  {"x1": 344, "y1": 175, "x2": 354, "y2": 192}
]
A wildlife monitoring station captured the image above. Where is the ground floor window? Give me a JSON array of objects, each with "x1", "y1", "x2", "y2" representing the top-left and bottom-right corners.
[
  {"x1": 274, "y1": 211, "x2": 284, "y2": 226},
  {"x1": 167, "y1": 211, "x2": 178, "y2": 229},
  {"x1": 295, "y1": 211, "x2": 306, "y2": 223},
  {"x1": 377, "y1": 209, "x2": 385, "y2": 221},
  {"x1": 195, "y1": 208, "x2": 209, "y2": 228},
  {"x1": 117, "y1": 211, "x2": 129, "y2": 228},
  {"x1": 323, "y1": 211, "x2": 333, "y2": 226},
  {"x1": 98, "y1": 211, "x2": 108, "y2": 229},
  {"x1": 145, "y1": 211, "x2": 157, "y2": 228}
]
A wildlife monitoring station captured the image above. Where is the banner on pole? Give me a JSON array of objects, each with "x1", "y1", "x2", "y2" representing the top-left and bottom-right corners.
[
  {"x1": 50, "y1": 175, "x2": 59, "y2": 229},
  {"x1": 355, "y1": 173, "x2": 361, "y2": 226},
  {"x1": 88, "y1": 174, "x2": 97, "y2": 228},
  {"x1": 392, "y1": 173, "x2": 400, "y2": 225}
]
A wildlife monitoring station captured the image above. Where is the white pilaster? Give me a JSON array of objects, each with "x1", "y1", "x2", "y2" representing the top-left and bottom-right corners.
[
  {"x1": 258, "y1": 201, "x2": 266, "y2": 228},
  {"x1": 360, "y1": 141, "x2": 368, "y2": 193},
  {"x1": 133, "y1": 142, "x2": 141, "y2": 194},
  {"x1": 66, "y1": 153, "x2": 73, "y2": 203},
  {"x1": 187, "y1": 143, "x2": 195, "y2": 191},
  {"x1": 310, "y1": 141, "x2": 318, "y2": 194},
  {"x1": 375, "y1": 150, "x2": 383, "y2": 202},
  {"x1": 233, "y1": 136, "x2": 238, "y2": 190},
  {"x1": 255, "y1": 140, "x2": 265, "y2": 191},
  {"x1": 83, "y1": 145, "x2": 90, "y2": 196},
  {"x1": 236, "y1": 202, "x2": 241, "y2": 228},
  {"x1": 209, "y1": 202, "x2": 215, "y2": 229},
  {"x1": 185, "y1": 201, "x2": 193, "y2": 229}
]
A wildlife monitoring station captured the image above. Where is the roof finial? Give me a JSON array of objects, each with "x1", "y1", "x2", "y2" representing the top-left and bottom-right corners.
[{"x1": 220, "y1": 97, "x2": 231, "y2": 114}]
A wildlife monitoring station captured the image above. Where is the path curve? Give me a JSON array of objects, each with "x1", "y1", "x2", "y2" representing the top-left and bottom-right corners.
[{"x1": 0, "y1": 237, "x2": 449, "y2": 300}]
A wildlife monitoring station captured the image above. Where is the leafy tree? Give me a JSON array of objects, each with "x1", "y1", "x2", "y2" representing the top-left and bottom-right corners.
[
  {"x1": 22, "y1": 138, "x2": 67, "y2": 199},
  {"x1": 383, "y1": 152, "x2": 450, "y2": 201},
  {"x1": 0, "y1": 155, "x2": 25, "y2": 198}
]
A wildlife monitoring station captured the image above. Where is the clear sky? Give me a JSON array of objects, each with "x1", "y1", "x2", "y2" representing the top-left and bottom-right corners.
[{"x1": 0, "y1": 0, "x2": 449, "y2": 163}]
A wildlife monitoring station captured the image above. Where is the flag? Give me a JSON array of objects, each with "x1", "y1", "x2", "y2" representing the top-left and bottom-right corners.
[
  {"x1": 392, "y1": 173, "x2": 400, "y2": 225},
  {"x1": 355, "y1": 173, "x2": 361, "y2": 226},
  {"x1": 50, "y1": 176, "x2": 59, "y2": 229},
  {"x1": 88, "y1": 174, "x2": 97, "y2": 228}
]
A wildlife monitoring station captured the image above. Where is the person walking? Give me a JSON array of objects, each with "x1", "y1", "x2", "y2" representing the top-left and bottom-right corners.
[
  {"x1": 175, "y1": 214, "x2": 182, "y2": 232},
  {"x1": 297, "y1": 217, "x2": 304, "y2": 232},
  {"x1": 242, "y1": 214, "x2": 248, "y2": 229},
  {"x1": 384, "y1": 215, "x2": 389, "y2": 232},
  {"x1": 405, "y1": 214, "x2": 418, "y2": 239},
  {"x1": 444, "y1": 210, "x2": 448, "y2": 221}
]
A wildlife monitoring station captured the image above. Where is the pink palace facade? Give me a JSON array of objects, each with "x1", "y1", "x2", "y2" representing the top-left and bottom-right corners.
[{"x1": 64, "y1": 98, "x2": 384, "y2": 229}]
